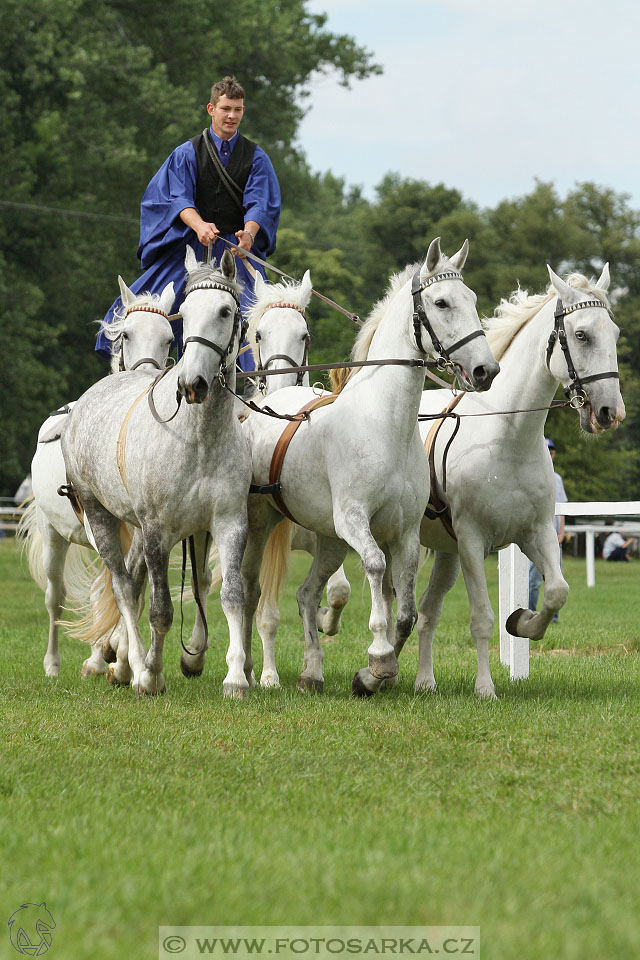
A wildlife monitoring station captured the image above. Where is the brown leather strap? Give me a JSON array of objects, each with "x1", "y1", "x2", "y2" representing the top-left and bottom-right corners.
[
  {"x1": 268, "y1": 394, "x2": 338, "y2": 523},
  {"x1": 424, "y1": 394, "x2": 464, "y2": 541}
]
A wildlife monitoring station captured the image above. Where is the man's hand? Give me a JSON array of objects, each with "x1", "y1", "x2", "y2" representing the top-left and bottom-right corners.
[
  {"x1": 179, "y1": 207, "x2": 218, "y2": 245},
  {"x1": 196, "y1": 221, "x2": 219, "y2": 245},
  {"x1": 233, "y1": 229, "x2": 254, "y2": 259}
]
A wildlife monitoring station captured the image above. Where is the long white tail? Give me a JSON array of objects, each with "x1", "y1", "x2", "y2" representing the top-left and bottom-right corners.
[
  {"x1": 57, "y1": 522, "x2": 134, "y2": 644},
  {"x1": 17, "y1": 500, "x2": 97, "y2": 601},
  {"x1": 257, "y1": 519, "x2": 295, "y2": 614}
]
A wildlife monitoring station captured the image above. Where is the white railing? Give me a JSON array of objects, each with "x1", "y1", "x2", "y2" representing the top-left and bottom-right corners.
[
  {"x1": 499, "y1": 501, "x2": 640, "y2": 680},
  {"x1": 0, "y1": 497, "x2": 26, "y2": 532}
]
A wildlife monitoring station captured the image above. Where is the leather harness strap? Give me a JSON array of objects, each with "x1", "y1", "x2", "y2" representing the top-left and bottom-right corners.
[
  {"x1": 117, "y1": 379, "x2": 157, "y2": 490},
  {"x1": 267, "y1": 394, "x2": 338, "y2": 523},
  {"x1": 423, "y1": 393, "x2": 465, "y2": 541}
]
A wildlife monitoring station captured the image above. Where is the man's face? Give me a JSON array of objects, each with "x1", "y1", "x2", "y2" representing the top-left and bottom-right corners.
[{"x1": 207, "y1": 96, "x2": 245, "y2": 139}]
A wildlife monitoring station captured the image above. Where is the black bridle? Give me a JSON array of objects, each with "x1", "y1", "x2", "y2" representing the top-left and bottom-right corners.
[
  {"x1": 254, "y1": 303, "x2": 310, "y2": 391},
  {"x1": 546, "y1": 297, "x2": 619, "y2": 408},
  {"x1": 411, "y1": 270, "x2": 486, "y2": 370},
  {"x1": 181, "y1": 279, "x2": 248, "y2": 387}
]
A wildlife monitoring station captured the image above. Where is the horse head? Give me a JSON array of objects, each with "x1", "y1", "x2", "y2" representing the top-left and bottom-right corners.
[
  {"x1": 113, "y1": 277, "x2": 175, "y2": 372},
  {"x1": 249, "y1": 270, "x2": 313, "y2": 393},
  {"x1": 416, "y1": 238, "x2": 500, "y2": 391},
  {"x1": 546, "y1": 263, "x2": 625, "y2": 433},
  {"x1": 177, "y1": 246, "x2": 244, "y2": 404}
]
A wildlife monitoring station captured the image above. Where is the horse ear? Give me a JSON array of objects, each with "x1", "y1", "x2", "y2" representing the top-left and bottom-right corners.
[
  {"x1": 595, "y1": 262, "x2": 610, "y2": 292},
  {"x1": 547, "y1": 265, "x2": 579, "y2": 304},
  {"x1": 423, "y1": 237, "x2": 442, "y2": 275},
  {"x1": 299, "y1": 270, "x2": 313, "y2": 308},
  {"x1": 449, "y1": 239, "x2": 469, "y2": 272},
  {"x1": 221, "y1": 248, "x2": 237, "y2": 281},
  {"x1": 159, "y1": 281, "x2": 175, "y2": 316},
  {"x1": 254, "y1": 270, "x2": 266, "y2": 299},
  {"x1": 118, "y1": 275, "x2": 135, "y2": 308},
  {"x1": 185, "y1": 244, "x2": 198, "y2": 272}
]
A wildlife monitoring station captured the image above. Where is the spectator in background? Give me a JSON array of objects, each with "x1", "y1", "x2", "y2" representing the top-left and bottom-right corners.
[
  {"x1": 528, "y1": 438, "x2": 567, "y2": 620},
  {"x1": 602, "y1": 521, "x2": 635, "y2": 562}
]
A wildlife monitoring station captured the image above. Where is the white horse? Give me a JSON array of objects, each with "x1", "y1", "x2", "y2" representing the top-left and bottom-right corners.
[
  {"x1": 20, "y1": 278, "x2": 176, "y2": 678},
  {"x1": 240, "y1": 238, "x2": 500, "y2": 692},
  {"x1": 246, "y1": 270, "x2": 352, "y2": 685},
  {"x1": 362, "y1": 264, "x2": 624, "y2": 698},
  {"x1": 61, "y1": 248, "x2": 253, "y2": 696}
]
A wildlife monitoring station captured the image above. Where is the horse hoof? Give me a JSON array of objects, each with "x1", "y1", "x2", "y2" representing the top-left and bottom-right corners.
[
  {"x1": 352, "y1": 671, "x2": 375, "y2": 698},
  {"x1": 81, "y1": 660, "x2": 106, "y2": 679},
  {"x1": 43, "y1": 664, "x2": 60, "y2": 678},
  {"x1": 180, "y1": 657, "x2": 204, "y2": 678},
  {"x1": 260, "y1": 672, "x2": 280, "y2": 689},
  {"x1": 223, "y1": 682, "x2": 249, "y2": 699},
  {"x1": 134, "y1": 670, "x2": 166, "y2": 697},
  {"x1": 368, "y1": 651, "x2": 398, "y2": 680},
  {"x1": 297, "y1": 675, "x2": 324, "y2": 693},
  {"x1": 505, "y1": 608, "x2": 528, "y2": 637},
  {"x1": 246, "y1": 670, "x2": 257, "y2": 689},
  {"x1": 106, "y1": 665, "x2": 131, "y2": 687},
  {"x1": 414, "y1": 679, "x2": 437, "y2": 693},
  {"x1": 379, "y1": 675, "x2": 398, "y2": 691},
  {"x1": 475, "y1": 685, "x2": 498, "y2": 700},
  {"x1": 102, "y1": 640, "x2": 117, "y2": 664}
]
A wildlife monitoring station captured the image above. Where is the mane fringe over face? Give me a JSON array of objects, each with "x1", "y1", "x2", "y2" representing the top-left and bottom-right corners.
[{"x1": 484, "y1": 272, "x2": 612, "y2": 362}]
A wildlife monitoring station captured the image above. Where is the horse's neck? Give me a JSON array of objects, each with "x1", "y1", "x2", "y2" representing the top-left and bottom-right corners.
[
  {"x1": 345, "y1": 298, "x2": 424, "y2": 438},
  {"x1": 474, "y1": 305, "x2": 558, "y2": 449}
]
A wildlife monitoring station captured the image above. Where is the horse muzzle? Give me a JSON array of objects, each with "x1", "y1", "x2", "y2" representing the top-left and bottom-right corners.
[
  {"x1": 177, "y1": 374, "x2": 209, "y2": 404},
  {"x1": 456, "y1": 357, "x2": 500, "y2": 393}
]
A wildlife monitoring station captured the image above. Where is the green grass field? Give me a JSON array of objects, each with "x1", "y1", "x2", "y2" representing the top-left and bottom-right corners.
[{"x1": 1, "y1": 537, "x2": 639, "y2": 960}]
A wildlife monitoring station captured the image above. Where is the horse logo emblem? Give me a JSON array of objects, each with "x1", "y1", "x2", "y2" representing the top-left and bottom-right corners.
[{"x1": 7, "y1": 902, "x2": 56, "y2": 956}]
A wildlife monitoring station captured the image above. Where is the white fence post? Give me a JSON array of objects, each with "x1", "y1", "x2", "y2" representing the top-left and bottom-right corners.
[{"x1": 498, "y1": 543, "x2": 529, "y2": 679}]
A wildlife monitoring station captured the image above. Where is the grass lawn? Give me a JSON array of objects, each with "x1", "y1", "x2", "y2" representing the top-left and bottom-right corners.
[{"x1": 1, "y1": 537, "x2": 639, "y2": 960}]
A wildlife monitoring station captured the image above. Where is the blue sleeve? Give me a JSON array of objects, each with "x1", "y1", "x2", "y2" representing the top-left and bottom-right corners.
[
  {"x1": 243, "y1": 146, "x2": 281, "y2": 258},
  {"x1": 137, "y1": 141, "x2": 198, "y2": 269}
]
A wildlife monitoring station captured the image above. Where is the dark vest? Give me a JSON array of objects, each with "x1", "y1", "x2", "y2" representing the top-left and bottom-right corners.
[{"x1": 190, "y1": 130, "x2": 257, "y2": 234}]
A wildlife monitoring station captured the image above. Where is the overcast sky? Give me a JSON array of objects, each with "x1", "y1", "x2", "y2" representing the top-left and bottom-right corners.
[{"x1": 297, "y1": 0, "x2": 639, "y2": 210}]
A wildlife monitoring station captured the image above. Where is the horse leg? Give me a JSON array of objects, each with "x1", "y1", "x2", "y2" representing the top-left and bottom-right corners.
[
  {"x1": 104, "y1": 530, "x2": 147, "y2": 687},
  {"x1": 508, "y1": 525, "x2": 569, "y2": 640},
  {"x1": 415, "y1": 551, "x2": 461, "y2": 692},
  {"x1": 458, "y1": 534, "x2": 497, "y2": 699},
  {"x1": 241, "y1": 503, "x2": 280, "y2": 695},
  {"x1": 335, "y1": 505, "x2": 397, "y2": 683},
  {"x1": 38, "y1": 515, "x2": 69, "y2": 677},
  {"x1": 317, "y1": 565, "x2": 351, "y2": 636},
  {"x1": 180, "y1": 531, "x2": 213, "y2": 678},
  {"x1": 256, "y1": 596, "x2": 281, "y2": 687},
  {"x1": 215, "y1": 505, "x2": 251, "y2": 697},
  {"x1": 135, "y1": 527, "x2": 173, "y2": 696},
  {"x1": 296, "y1": 536, "x2": 348, "y2": 692}
]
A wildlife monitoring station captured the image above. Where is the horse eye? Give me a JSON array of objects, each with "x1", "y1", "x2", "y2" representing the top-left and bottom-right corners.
[
  {"x1": 575, "y1": 330, "x2": 587, "y2": 342},
  {"x1": 220, "y1": 306, "x2": 232, "y2": 318},
  {"x1": 434, "y1": 299, "x2": 447, "y2": 309}
]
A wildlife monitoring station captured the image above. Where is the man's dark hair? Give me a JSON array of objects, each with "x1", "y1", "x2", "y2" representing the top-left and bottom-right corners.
[{"x1": 210, "y1": 77, "x2": 245, "y2": 105}]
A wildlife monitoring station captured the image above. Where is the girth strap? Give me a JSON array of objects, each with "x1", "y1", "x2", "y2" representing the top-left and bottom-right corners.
[
  {"x1": 266, "y1": 394, "x2": 338, "y2": 524},
  {"x1": 423, "y1": 393, "x2": 465, "y2": 541}
]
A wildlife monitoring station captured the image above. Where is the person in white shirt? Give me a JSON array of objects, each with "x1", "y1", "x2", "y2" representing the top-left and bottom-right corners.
[{"x1": 602, "y1": 525, "x2": 634, "y2": 562}]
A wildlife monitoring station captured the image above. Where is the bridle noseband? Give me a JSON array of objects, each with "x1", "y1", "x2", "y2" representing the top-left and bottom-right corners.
[
  {"x1": 181, "y1": 279, "x2": 248, "y2": 386},
  {"x1": 546, "y1": 297, "x2": 619, "y2": 408},
  {"x1": 411, "y1": 270, "x2": 486, "y2": 370},
  {"x1": 255, "y1": 302, "x2": 310, "y2": 390}
]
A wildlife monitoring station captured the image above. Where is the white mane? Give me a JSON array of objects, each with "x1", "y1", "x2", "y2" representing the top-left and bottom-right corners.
[{"x1": 485, "y1": 272, "x2": 612, "y2": 362}]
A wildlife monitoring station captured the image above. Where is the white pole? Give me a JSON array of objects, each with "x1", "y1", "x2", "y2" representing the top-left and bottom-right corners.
[
  {"x1": 498, "y1": 543, "x2": 529, "y2": 679},
  {"x1": 586, "y1": 528, "x2": 595, "y2": 587}
]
